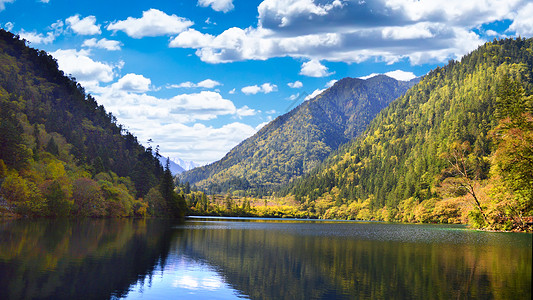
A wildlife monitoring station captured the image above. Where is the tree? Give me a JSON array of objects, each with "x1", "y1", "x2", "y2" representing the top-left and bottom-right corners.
[
  {"x1": 161, "y1": 158, "x2": 186, "y2": 217},
  {"x1": 491, "y1": 76, "x2": 533, "y2": 228},
  {"x1": 45, "y1": 137, "x2": 59, "y2": 156},
  {"x1": 72, "y1": 178, "x2": 105, "y2": 217},
  {"x1": 442, "y1": 141, "x2": 488, "y2": 224},
  {"x1": 41, "y1": 180, "x2": 71, "y2": 217}
]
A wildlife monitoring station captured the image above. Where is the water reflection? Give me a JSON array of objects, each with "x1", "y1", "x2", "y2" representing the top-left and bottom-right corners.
[
  {"x1": 0, "y1": 219, "x2": 176, "y2": 300},
  {"x1": 0, "y1": 218, "x2": 530, "y2": 300},
  {"x1": 172, "y1": 218, "x2": 532, "y2": 300}
]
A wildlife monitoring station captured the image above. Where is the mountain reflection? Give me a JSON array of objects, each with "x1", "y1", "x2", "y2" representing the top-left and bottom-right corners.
[
  {"x1": 173, "y1": 219, "x2": 531, "y2": 300},
  {"x1": 0, "y1": 219, "x2": 176, "y2": 300},
  {"x1": 0, "y1": 218, "x2": 530, "y2": 300}
]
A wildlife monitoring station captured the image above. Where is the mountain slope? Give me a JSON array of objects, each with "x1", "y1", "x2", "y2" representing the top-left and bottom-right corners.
[
  {"x1": 286, "y1": 38, "x2": 533, "y2": 229},
  {"x1": 0, "y1": 29, "x2": 185, "y2": 217},
  {"x1": 181, "y1": 75, "x2": 416, "y2": 193},
  {"x1": 159, "y1": 156, "x2": 185, "y2": 175}
]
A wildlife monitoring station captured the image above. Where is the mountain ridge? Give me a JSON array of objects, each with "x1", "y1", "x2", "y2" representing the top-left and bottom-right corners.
[
  {"x1": 180, "y1": 74, "x2": 417, "y2": 194},
  {"x1": 282, "y1": 37, "x2": 532, "y2": 230}
]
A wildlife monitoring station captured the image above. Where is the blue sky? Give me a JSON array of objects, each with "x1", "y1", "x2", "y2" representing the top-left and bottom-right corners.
[{"x1": 1, "y1": 0, "x2": 532, "y2": 165}]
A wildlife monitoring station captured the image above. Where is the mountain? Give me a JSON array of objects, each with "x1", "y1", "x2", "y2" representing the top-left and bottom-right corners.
[
  {"x1": 171, "y1": 157, "x2": 200, "y2": 172},
  {"x1": 159, "y1": 156, "x2": 185, "y2": 175},
  {"x1": 0, "y1": 29, "x2": 185, "y2": 218},
  {"x1": 285, "y1": 38, "x2": 532, "y2": 230},
  {"x1": 180, "y1": 75, "x2": 417, "y2": 194}
]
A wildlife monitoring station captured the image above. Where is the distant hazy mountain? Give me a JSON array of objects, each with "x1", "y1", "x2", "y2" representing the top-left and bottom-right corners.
[
  {"x1": 159, "y1": 157, "x2": 200, "y2": 175},
  {"x1": 159, "y1": 156, "x2": 185, "y2": 175},
  {"x1": 171, "y1": 157, "x2": 200, "y2": 171},
  {"x1": 180, "y1": 75, "x2": 417, "y2": 193}
]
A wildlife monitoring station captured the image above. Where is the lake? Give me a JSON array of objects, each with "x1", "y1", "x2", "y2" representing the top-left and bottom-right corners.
[{"x1": 0, "y1": 217, "x2": 530, "y2": 299}]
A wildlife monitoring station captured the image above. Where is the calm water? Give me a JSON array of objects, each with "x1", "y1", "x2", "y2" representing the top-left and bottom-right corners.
[{"x1": 0, "y1": 217, "x2": 530, "y2": 299}]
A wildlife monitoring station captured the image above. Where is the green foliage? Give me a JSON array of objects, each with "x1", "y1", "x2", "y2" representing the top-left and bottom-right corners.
[
  {"x1": 41, "y1": 180, "x2": 71, "y2": 217},
  {"x1": 160, "y1": 159, "x2": 186, "y2": 217},
  {"x1": 181, "y1": 76, "x2": 415, "y2": 194},
  {"x1": 0, "y1": 29, "x2": 174, "y2": 218},
  {"x1": 285, "y1": 38, "x2": 533, "y2": 231},
  {"x1": 72, "y1": 178, "x2": 105, "y2": 217}
]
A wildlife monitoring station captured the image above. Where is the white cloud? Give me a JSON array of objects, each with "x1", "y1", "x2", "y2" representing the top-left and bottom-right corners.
[
  {"x1": 88, "y1": 79, "x2": 258, "y2": 164},
  {"x1": 169, "y1": 28, "x2": 214, "y2": 48},
  {"x1": 359, "y1": 70, "x2": 416, "y2": 81},
  {"x1": 241, "y1": 83, "x2": 278, "y2": 95},
  {"x1": 508, "y1": 2, "x2": 533, "y2": 36},
  {"x1": 169, "y1": 79, "x2": 222, "y2": 89},
  {"x1": 82, "y1": 38, "x2": 122, "y2": 51},
  {"x1": 236, "y1": 105, "x2": 257, "y2": 117},
  {"x1": 107, "y1": 9, "x2": 193, "y2": 38},
  {"x1": 169, "y1": 0, "x2": 527, "y2": 66},
  {"x1": 112, "y1": 73, "x2": 152, "y2": 93},
  {"x1": 18, "y1": 30, "x2": 56, "y2": 44},
  {"x1": 39, "y1": 0, "x2": 49, "y2": 3},
  {"x1": 288, "y1": 80, "x2": 303, "y2": 88},
  {"x1": 50, "y1": 49, "x2": 115, "y2": 87},
  {"x1": 241, "y1": 85, "x2": 261, "y2": 95},
  {"x1": 3, "y1": 22, "x2": 14, "y2": 31},
  {"x1": 305, "y1": 88, "x2": 325, "y2": 100},
  {"x1": 228, "y1": 88, "x2": 236, "y2": 94},
  {"x1": 198, "y1": 0, "x2": 234, "y2": 13},
  {"x1": 300, "y1": 59, "x2": 333, "y2": 77},
  {"x1": 0, "y1": 0, "x2": 14, "y2": 11},
  {"x1": 485, "y1": 30, "x2": 499, "y2": 37},
  {"x1": 155, "y1": 122, "x2": 257, "y2": 165},
  {"x1": 288, "y1": 93, "x2": 300, "y2": 100},
  {"x1": 66, "y1": 15, "x2": 101, "y2": 35},
  {"x1": 255, "y1": 121, "x2": 269, "y2": 131},
  {"x1": 325, "y1": 79, "x2": 337, "y2": 87}
]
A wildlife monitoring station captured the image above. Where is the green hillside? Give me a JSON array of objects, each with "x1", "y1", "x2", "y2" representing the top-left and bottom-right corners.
[
  {"x1": 181, "y1": 75, "x2": 415, "y2": 194},
  {"x1": 0, "y1": 29, "x2": 185, "y2": 218},
  {"x1": 285, "y1": 38, "x2": 533, "y2": 231}
]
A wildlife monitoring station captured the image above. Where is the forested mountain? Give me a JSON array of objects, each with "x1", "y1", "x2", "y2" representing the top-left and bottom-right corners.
[
  {"x1": 181, "y1": 75, "x2": 416, "y2": 194},
  {"x1": 285, "y1": 38, "x2": 533, "y2": 230},
  {"x1": 0, "y1": 29, "x2": 185, "y2": 218}
]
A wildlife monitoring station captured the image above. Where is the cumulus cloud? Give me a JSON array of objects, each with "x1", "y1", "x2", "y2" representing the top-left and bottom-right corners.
[
  {"x1": 151, "y1": 122, "x2": 257, "y2": 165},
  {"x1": 18, "y1": 30, "x2": 56, "y2": 44},
  {"x1": 3, "y1": 22, "x2": 14, "y2": 31},
  {"x1": 508, "y1": 2, "x2": 533, "y2": 36},
  {"x1": 82, "y1": 38, "x2": 122, "y2": 51},
  {"x1": 304, "y1": 88, "x2": 325, "y2": 100},
  {"x1": 288, "y1": 80, "x2": 303, "y2": 88},
  {"x1": 0, "y1": 0, "x2": 14, "y2": 11},
  {"x1": 241, "y1": 83, "x2": 278, "y2": 95},
  {"x1": 359, "y1": 70, "x2": 417, "y2": 81},
  {"x1": 107, "y1": 9, "x2": 193, "y2": 38},
  {"x1": 50, "y1": 49, "x2": 116, "y2": 87},
  {"x1": 198, "y1": 0, "x2": 234, "y2": 13},
  {"x1": 325, "y1": 79, "x2": 337, "y2": 88},
  {"x1": 66, "y1": 15, "x2": 101, "y2": 35},
  {"x1": 112, "y1": 73, "x2": 152, "y2": 93},
  {"x1": 168, "y1": 79, "x2": 222, "y2": 89},
  {"x1": 236, "y1": 105, "x2": 257, "y2": 117},
  {"x1": 287, "y1": 93, "x2": 300, "y2": 100},
  {"x1": 300, "y1": 59, "x2": 333, "y2": 77},
  {"x1": 86, "y1": 78, "x2": 258, "y2": 164},
  {"x1": 169, "y1": 0, "x2": 527, "y2": 65}
]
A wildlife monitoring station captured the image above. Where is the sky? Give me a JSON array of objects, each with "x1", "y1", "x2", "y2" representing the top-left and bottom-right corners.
[{"x1": 1, "y1": 0, "x2": 532, "y2": 165}]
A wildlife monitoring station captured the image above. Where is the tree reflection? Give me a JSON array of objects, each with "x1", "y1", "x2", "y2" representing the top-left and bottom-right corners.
[
  {"x1": 173, "y1": 221, "x2": 531, "y2": 299},
  {"x1": 0, "y1": 219, "x2": 177, "y2": 299}
]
